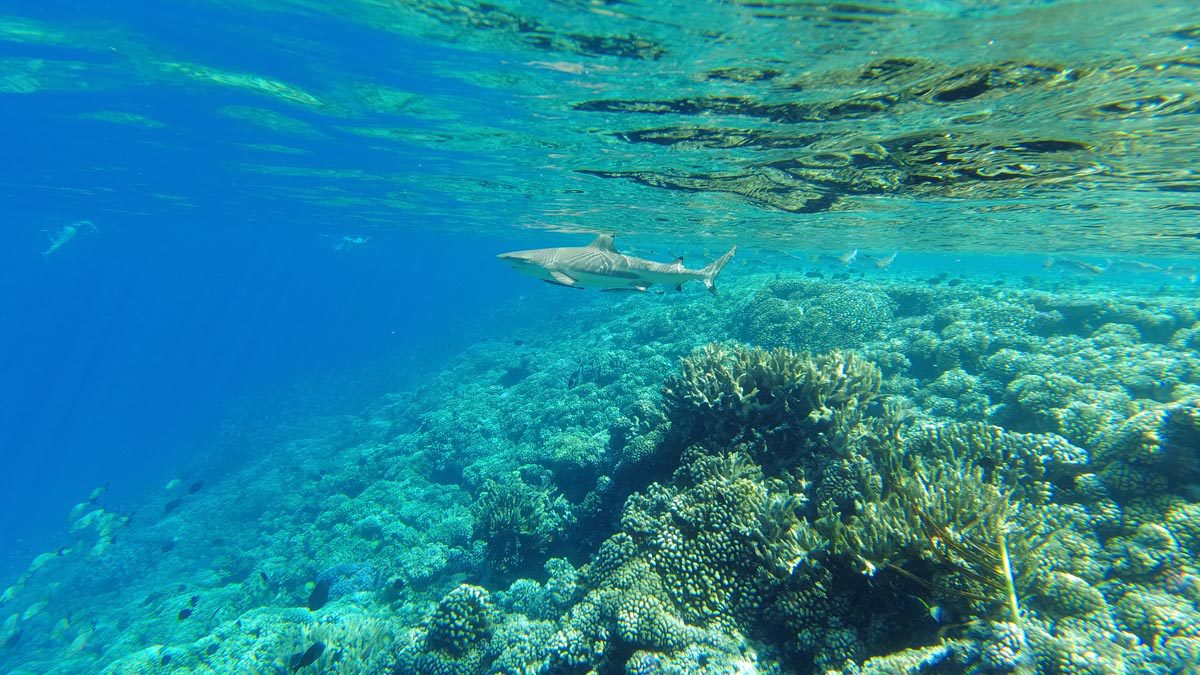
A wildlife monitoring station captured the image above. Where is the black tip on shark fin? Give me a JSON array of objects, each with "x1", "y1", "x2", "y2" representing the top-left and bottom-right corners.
[
  {"x1": 675, "y1": 284, "x2": 682, "y2": 292},
  {"x1": 673, "y1": 256, "x2": 684, "y2": 265}
]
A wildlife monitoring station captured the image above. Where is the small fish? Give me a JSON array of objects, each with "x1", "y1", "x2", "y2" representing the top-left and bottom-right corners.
[
  {"x1": 288, "y1": 642, "x2": 326, "y2": 671},
  {"x1": 67, "y1": 626, "x2": 92, "y2": 652},
  {"x1": 188, "y1": 481, "x2": 205, "y2": 494},
  {"x1": 22, "y1": 600, "x2": 48, "y2": 621},
  {"x1": 838, "y1": 248, "x2": 858, "y2": 266},
  {"x1": 70, "y1": 509, "x2": 100, "y2": 532},
  {"x1": 28, "y1": 551, "x2": 60, "y2": 572},
  {"x1": 160, "y1": 540, "x2": 176, "y2": 554},
  {"x1": 177, "y1": 608, "x2": 192, "y2": 620},
  {"x1": 67, "y1": 501, "x2": 91, "y2": 522},
  {"x1": 190, "y1": 595, "x2": 199, "y2": 608},
  {"x1": 163, "y1": 498, "x2": 184, "y2": 515},
  {"x1": 328, "y1": 235, "x2": 370, "y2": 252},
  {"x1": 872, "y1": 251, "x2": 898, "y2": 269},
  {"x1": 307, "y1": 579, "x2": 330, "y2": 611},
  {"x1": 89, "y1": 536, "x2": 113, "y2": 557},
  {"x1": 51, "y1": 617, "x2": 70, "y2": 640},
  {"x1": 4, "y1": 628, "x2": 21, "y2": 648},
  {"x1": 1163, "y1": 264, "x2": 1198, "y2": 283},
  {"x1": 911, "y1": 595, "x2": 951, "y2": 623},
  {"x1": 41, "y1": 220, "x2": 99, "y2": 259},
  {"x1": 165, "y1": 479, "x2": 181, "y2": 491},
  {"x1": 88, "y1": 484, "x2": 108, "y2": 502}
]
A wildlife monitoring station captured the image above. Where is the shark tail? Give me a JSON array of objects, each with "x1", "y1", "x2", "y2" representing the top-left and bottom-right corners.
[{"x1": 700, "y1": 245, "x2": 737, "y2": 296}]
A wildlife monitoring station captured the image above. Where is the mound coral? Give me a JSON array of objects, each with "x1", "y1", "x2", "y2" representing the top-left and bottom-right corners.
[{"x1": 736, "y1": 280, "x2": 897, "y2": 353}]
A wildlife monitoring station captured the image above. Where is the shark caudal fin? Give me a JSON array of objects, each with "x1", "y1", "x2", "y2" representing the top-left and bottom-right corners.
[{"x1": 700, "y1": 245, "x2": 737, "y2": 295}]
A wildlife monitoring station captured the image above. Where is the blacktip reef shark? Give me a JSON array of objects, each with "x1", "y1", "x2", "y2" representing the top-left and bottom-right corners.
[
  {"x1": 498, "y1": 235, "x2": 737, "y2": 295},
  {"x1": 41, "y1": 220, "x2": 99, "y2": 259}
]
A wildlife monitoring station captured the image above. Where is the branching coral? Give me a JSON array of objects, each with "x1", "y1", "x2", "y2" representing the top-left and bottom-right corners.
[
  {"x1": 471, "y1": 470, "x2": 573, "y2": 578},
  {"x1": 661, "y1": 343, "x2": 881, "y2": 447}
]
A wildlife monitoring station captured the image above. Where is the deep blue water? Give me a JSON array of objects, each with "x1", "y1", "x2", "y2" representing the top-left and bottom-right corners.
[
  {"x1": 0, "y1": 0, "x2": 521, "y2": 580},
  {"x1": 0, "y1": 219, "x2": 549, "y2": 581}
]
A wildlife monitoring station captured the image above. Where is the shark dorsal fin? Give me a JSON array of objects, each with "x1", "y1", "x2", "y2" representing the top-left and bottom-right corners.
[
  {"x1": 671, "y1": 256, "x2": 684, "y2": 267},
  {"x1": 588, "y1": 234, "x2": 618, "y2": 252}
]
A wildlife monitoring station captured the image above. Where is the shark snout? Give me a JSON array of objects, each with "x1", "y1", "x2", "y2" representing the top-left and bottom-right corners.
[{"x1": 498, "y1": 251, "x2": 539, "y2": 265}]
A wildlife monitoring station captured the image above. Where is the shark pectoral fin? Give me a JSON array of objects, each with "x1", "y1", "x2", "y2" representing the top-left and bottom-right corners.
[
  {"x1": 675, "y1": 284, "x2": 682, "y2": 292},
  {"x1": 549, "y1": 269, "x2": 578, "y2": 284}
]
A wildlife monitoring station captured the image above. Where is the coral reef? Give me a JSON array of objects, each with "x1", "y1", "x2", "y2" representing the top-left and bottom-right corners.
[
  {"x1": 662, "y1": 342, "x2": 882, "y2": 450},
  {"x1": 736, "y1": 279, "x2": 897, "y2": 352},
  {"x1": 470, "y1": 469, "x2": 573, "y2": 579},
  {"x1": 4, "y1": 270, "x2": 1199, "y2": 675}
]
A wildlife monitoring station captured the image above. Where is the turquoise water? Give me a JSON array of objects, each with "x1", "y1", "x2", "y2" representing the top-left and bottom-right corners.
[{"x1": 1, "y1": 1, "x2": 1198, "y2": 673}]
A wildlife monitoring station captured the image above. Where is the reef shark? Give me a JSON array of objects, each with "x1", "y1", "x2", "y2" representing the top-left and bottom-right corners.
[{"x1": 498, "y1": 235, "x2": 737, "y2": 295}]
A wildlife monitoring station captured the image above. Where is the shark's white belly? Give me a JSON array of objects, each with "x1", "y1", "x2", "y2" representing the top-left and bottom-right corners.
[{"x1": 559, "y1": 259, "x2": 695, "y2": 289}]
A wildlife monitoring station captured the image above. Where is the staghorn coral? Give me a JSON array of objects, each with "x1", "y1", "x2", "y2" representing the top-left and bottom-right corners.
[
  {"x1": 903, "y1": 421, "x2": 1089, "y2": 505},
  {"x1": 662, "y1": 343, "x2": 881, "y2": 448}
]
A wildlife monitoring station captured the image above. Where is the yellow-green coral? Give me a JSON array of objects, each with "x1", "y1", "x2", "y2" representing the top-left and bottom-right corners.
[
  {"x1": 471, "y1": 470, "x2": 572, "y2": 576},
  {"x1": 422, "y1": 584, "x2": 496, "y2": 657},
  {"x1": 662, "y1": 343, "x2": 881, "y2": 445}
]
